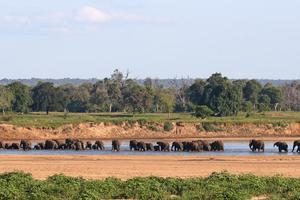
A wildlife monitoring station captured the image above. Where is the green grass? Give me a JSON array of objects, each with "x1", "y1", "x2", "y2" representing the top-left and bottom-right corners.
[
  {"x1": 0, "y1": 171, "x2": 299, "y2": 200},
  {"x1": 0, "y1": 111, "x2": 300, "y2": 128}
]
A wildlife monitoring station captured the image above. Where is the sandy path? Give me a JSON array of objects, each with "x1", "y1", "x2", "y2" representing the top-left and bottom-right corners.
[{"x1": 0, "y1": 155, "x2": 299, "y2": 180}]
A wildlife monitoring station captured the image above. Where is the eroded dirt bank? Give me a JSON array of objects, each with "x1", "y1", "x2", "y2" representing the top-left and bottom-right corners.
[
  {"x1": 1, "y1": 122, "x2": 300, "y2": 140},
  {"x1": 0, "y1": 155, "x2": 299, "y2": 180}
]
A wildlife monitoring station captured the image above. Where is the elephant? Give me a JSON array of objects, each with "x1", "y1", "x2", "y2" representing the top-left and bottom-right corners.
[
  {"x1": 45, "y1": 140, "x2": 58, "y2": 150},
  {"x1": 171, "y1": 141, "x2": 183, "y2": 151},
  {"x1": 5, "y1": 143, "x2": 20, "y2": 150},
  {"x1": 292, "y1": 140, "x2": 300, "y2": 152},
  {"x1": 65, "y1": 138, "x2": 75, "y2": 149},
  {"x1": 53, "y1": 140, "x2": 64, "y2": 147},
  {"x1": 94, "y1": 140, "x2": 105, "y2": 150},
  {"x1": 154, "y1": 145, "x2": 160, "y2": 151},
  {"x1": 86, "y1": 141, "x2": 93, "y2": 150},
  {"x1": 249, "y1": 139, "x2": 264, "y2": 152},
  {"x1": 20, "y1": 140, "x2": 32, "y2": 151},
  {"x1": 197, "y1": 140, "x2": 211, "y2": 151},
  {"x1": 129, "y1": 140, "x2": 138, "y2": 151},
  {"x1": 274, "y1": 141, "x2": 288, "y2": 153},
  {"x1": 0, "y1": 141, "x2": 4, "y2": 149},
  {"x1": 146, "y1": 143, "x2": 154, "y2": 151},
  {"x1": 74, "y1": 141, "x2": 84, "y2": 151},
  {"x1": 210, "y1": 140, "x2": 224, "y2": 151},
  {"x1": 137, "y1": 141, "x2": 147, "y2": 151},
  {"x1": 33, "y1": 144, "x2": 42, "y2": 150},
  {"x1": 58, "y1": 143, "x2": 67, "y2": 150},
  {"x1": 157, "y1": 141, "x2": 170, "y2": 151},
  {"x1": 183, "y1": 141, "x2": 201, "y2": 152},
  {"x1": 34, "y1": 142, "x2": 44, "y2": 150},
  {"x1": 112, "y1": 140, "x2": 121, "y2": 151}
]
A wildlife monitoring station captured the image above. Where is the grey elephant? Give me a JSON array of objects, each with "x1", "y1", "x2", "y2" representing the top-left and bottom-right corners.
[
  {"x1": 45, "y1": 140, "x2": 58, "y2": 150},
  {"x1": 171, "y1": 141, "x2": 183, "y2": 151},
  {"x1": 292, "y1": 140, "x2": 300, "y2": 152},
  {"x1": 94, "y1": 140, "x2": 105, "y2": 150},
  {"x1": 154, "y1": 145, "x2": 160, "y2": 151},
  {"x1": 274, "y1": 141, "x2": 288, "y2": 153},
  {"x1": 20, "y1": 140, "x2": 32, "y2": 151},
  {"x1": 146, "y1": 143, "x2": 154, "y2": 151},
  {"x1": 74, "y1": 141, "x2": 84, "y2": 151},
  {"x1": 0, "y1": 141, "x2": 4, "y2": 149},
  {"x1": 137, "y1": 141, "x2": 147, "y2": 151},
  {"x1": 112, "y1": 140, "x2": 121, "y2": 151},
  {"x1": 157, "y1": 141, "x2": 170, "y2": 151},
  {"x1": 198, "y1": 140, "x2": 211, "y2": 151},
  {"x1": 5, "y1": 143, "x2": 20, "y2": 150},
  {"x1": 86, "y1": 141, "x2": 93, "y2": 150},
  {"x1": 129, "y1": 140, "x2": 138, "y2": 151},
  {"x1": 210, "y1": 140, "x2": 224, "y2": 151},
  {"x1": 249, "y1": 139, "x2": 264, "y2": 152}
]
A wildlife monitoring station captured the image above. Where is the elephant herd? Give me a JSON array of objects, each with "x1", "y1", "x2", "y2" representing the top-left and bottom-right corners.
[
  {"x1": 129, "y1": 140, "x2": 224, "y2": 152},
  {"x1": 1, "y1": 139, "x2": 300, "y2": 153},
  {"x1": 0, "y1": 139, "x2": 107, "y2": 151},
  {"x1": 249, "y1": 139, "x2": 300, "y2": 153}
]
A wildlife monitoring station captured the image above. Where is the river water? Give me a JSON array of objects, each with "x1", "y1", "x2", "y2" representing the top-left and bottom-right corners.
[{"x1": 0, "y1": 140, "x2": 299, "y2": 156}]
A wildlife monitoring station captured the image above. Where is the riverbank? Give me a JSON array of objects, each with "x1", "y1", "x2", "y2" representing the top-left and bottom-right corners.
[
  {"x1": 1, "y1": 122, "x2": 300, "y2": 140},
  {"x1": 1, "y1": 155, "x2": 300, "y2": 180}
]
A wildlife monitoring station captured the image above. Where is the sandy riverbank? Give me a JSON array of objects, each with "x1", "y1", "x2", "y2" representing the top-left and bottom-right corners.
[{"x1": 0, "y1": 155, "x2": 299, "y2": 180}]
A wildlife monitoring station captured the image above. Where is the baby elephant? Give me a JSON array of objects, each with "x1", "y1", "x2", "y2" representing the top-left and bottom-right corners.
[{"x1": 274, "y1": 141, "x2": 288, "y2": 153}]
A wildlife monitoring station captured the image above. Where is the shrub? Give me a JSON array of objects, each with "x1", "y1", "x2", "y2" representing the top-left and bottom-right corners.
[
  {"x1": 0, "y1": 172, "x2": 300, "y2": 199},
  {"x1": 193, "y1": 105, "x2": 214, "y2": 119},
  {"x1": 147, "y1": 124, "x2": 158, "y2": 132},
  {"x1": 202, "y1": 122, "x2": 222, "y2": 132},
  {"x1": 163, "y1": 121, "x2": 174, "y2": 132},
  {"x1": 272, "y1": 121, "x2": 289, "y2": 128}
]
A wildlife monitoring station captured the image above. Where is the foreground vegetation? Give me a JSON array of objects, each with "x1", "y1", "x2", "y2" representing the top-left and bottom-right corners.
[
  {"x1": 0, "y1": 171, "x2": 299, "y2": 200},
  {"x1": 0, "y1": 111, "x2": 300, "y2": 128}
]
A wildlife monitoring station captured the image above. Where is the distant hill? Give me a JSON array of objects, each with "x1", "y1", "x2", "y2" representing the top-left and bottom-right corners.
[{"x1": 0, "y1": 78, "x2": 299, "y2": 87}]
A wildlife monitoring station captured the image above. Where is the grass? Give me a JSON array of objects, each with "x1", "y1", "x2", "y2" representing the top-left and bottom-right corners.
[
  {"x1": 0, "y1": 171, "x2": 299, "y2": 200},
  {"x1": 0, "y1": 111, "x2": 300, "y2": 128}
]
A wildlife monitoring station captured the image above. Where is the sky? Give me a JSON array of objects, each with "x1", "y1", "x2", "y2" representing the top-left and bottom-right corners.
[{"x1": 0, "y1": 0, "x2": 300, "y2": 79}]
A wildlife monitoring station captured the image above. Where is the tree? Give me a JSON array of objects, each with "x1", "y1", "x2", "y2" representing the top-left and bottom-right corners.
[
  {"x1": 243, "y1": 80, "x2": 262, "y2": 110},
  {"x1": 31, "y1": 82, "x2": 57, "y2": 115},
  {"x1": 68, "y1": 84, "x2": 91, "y2": 112},
  {"x1": 122, "y1": 80, "x2": 149, "y2": 113},
  {"x1": 193, "y1": 105, "x2": 214, "y2": 119},
  {"x1": 260, "y1": 84, "x2": 283, "y2": 111},
  {"x1": 202, "y1": 73, "x2": 242, "y2": 116},
  {"x1": 187, "y1": 79, "x2": 206, "y2": 105},
  {"x1": 281, "y1": 82, "x2": 300, "y2": 111},
  {"x1": 0, "y1": 86, "x2": 13, "y2": 115},
  {"x1": 160, "y1": 89, "x2": 175, "y2": 118},
  {"x1": 8, "y1": 82, "x2": 32, "y2": 113}
]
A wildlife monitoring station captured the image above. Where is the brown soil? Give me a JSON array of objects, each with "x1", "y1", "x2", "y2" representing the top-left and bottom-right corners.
[
  {"x1": 1, "y1": 122, "x2": 300, "y2": 140},
  {"x1": 1, "y1": 155, "x2": 300, "y2": 180}
]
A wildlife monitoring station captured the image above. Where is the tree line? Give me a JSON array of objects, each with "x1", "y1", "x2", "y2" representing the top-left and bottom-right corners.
[{"x1": 0, "y1": 69, "x2": 299, "y2": 116}]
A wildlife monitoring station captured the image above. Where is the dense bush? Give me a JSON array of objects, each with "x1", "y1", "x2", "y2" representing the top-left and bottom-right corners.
[
  {"x1": 163, "y1": 121, "x2": 174, "y2": 131},
  {"x1": 193, "y1": 105, "x2": 214, "y2": 119},
  {"x1": 0, "y1": 172, "x2": 300, "y2": 200},
  {"x1": 202, "y1": 122, "x2": 223, "y2": 132}
]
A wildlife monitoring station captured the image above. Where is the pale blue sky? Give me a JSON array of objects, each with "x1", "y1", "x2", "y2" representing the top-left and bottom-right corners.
[{"x1": 0, "y1": 0, "x2": 300, "y2": 79}]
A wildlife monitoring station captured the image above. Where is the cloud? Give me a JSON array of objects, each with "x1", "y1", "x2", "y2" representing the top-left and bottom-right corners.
[
  {"x1": 74, "y1": 6, "x2": 152, "y2": 24},
  {"x1": 75, "y1": 6, "x2": 112, "y2": 23}
]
